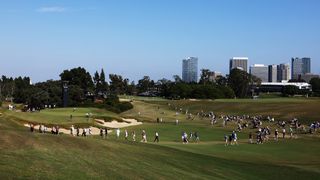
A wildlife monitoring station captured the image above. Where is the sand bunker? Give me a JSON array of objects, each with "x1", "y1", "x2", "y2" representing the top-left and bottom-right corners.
[
  {"x1": 95, "y1": 118, "x2": 142, "y2": 129},
  {"x1": 23, "y1": 124, "x2": 107, "y2": 135}
]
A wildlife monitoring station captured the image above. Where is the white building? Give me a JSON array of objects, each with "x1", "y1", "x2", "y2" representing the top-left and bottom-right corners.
[{"x1": 260, "y1": 82, "x2": 311, "y2": 92}]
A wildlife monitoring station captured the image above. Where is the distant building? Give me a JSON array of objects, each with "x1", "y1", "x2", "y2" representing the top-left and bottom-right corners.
[
  {"x1": 260, "y1": 82, "x2": 311, "y2": 92},
  {"x1": 291, "y1": 57, "x2": 311, "y2": 79},
  {"x1": 300, "y1": 73, "x2": 319, "y2": 83},
  {"x1": 268, "y1": 64, "x2": 277, "y2": 82},
  {"x1": 250, "y1": 64, "x2": 268, "y2": 82},
  {"x1": 229, "y1": 57, "x2": 248, "y2": 73},
  {"x1": 208, "y1": 71, "x2": 222, "y2": 82},
  {"x1": 182, "y1": 57, "x2": 198, "y2": 83},
  {"x1": 277, "y1": 63, "x2": 291, "y2": 82}
]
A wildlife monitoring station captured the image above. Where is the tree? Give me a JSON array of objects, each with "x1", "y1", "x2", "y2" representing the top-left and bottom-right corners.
[
  {"x1": 157, "y1": 78, "x2": 171, "y2": 97},
  {"x1": 13, "y1": 76, "x2": 31, "y2": 103},
  {"x1": 173, "y1": 75, "x2": 182, "y2": 83},
  {"x1": 228, "y1": 69, "x2": 250, "y2": 98},
  {"x1": 282, "y1": 85, "x2": 299, "y2": 96},
  {"x1": 68, "y1": 85, "x2": 84, "y2": 106},
  {"x1": 199, "y1": 69, "x2": 211, "y2": 85},
  {"x1": 109, "y1": 74, "x2": 126, "y2": 95},
  {"x1": 26, "y1": 87, "x2": 50, "y2": 109},
  {"x1": 0, "y1": 75, "x2": 15, "y2": 101},
  {"x1": 125, "y1": 81, "x2": 136, "y2": 95},
  {"x1": 60, "y1": 67, "x2": 94, "y2": 92},
  {"x1": 100, "y1": 69, "x2": 109, "y2": 93},
  {"x1": 35, "y1": 80, "x2": 62, "y2": 106},
  {"x1": 137, "y1": 76, "x2": 154, "y2": 93},
  {"x1": 216, "y1": 75, "x2": 227, "y2": 86},
  {"x1": 94, "y1": 69, "x2": 109, "y2": 97},
  {"x1": 93, "y1": 71, "x2": 101, "y2": 94},
  {"x1": 310, "y1": 77, "x2": 320, "y2": 96}
]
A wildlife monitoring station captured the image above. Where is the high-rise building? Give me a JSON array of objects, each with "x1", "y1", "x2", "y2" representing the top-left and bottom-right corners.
[
  {"x1": 229, "y1": 57, "x2": 248, "y2": 73},
  {"x1": 277, "y1": 63, "x2": 291, "y2": 82},
  {"x1": 250, "y1": 64, "x2": 268, "y2": 82},
  {"x1": 291, "y1": 57, "x2": 311, "y2": 79},
  {"x1": 268, "y1": 64, "x2": 277, "y2": 82},
  {"x1": 182, "y1": 57, "x2": 198, "y2": 83}
]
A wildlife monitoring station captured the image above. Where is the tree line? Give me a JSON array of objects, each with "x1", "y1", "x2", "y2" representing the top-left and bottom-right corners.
[{"x1": 1, "y1": 67, "x2": 320, "y2": 109}]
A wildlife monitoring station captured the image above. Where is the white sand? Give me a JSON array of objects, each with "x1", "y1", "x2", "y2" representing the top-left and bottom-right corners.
[
  {"x1": 95, "y1": 118, "x2": 142, "y2": 129},
  {"x1": 23, "y1": 124, "x2": 109, "y2": 135},
  {"x1": 22, "y1": 117, "x2": 141, "y2": 135}
]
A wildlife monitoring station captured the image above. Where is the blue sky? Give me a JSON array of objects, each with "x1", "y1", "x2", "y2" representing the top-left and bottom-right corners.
[{"x1": 0, "y1": 0, "x2": 319, "y2": 82}]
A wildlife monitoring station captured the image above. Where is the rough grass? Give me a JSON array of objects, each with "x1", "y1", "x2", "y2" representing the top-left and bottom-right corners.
[{"x1": 1, "y1": 98, "x2": 320, "y2": 179}]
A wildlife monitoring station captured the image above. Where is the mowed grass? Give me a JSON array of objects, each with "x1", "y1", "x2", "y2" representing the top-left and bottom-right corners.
[
  {"x1": 1, "y1": 116, "x2": 320, "y2": 179},
  {"x1": 1, "y1": 97, "x2": 320, "y2": 179},
  {"x1": 123, "y1": 97, "x2": 320, "y2": 124},
  {"x1": 3, "y1": 107, "x2": 122, "y2": 127}
]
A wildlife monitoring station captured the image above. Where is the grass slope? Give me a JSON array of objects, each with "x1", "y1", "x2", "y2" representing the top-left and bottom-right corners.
[
  {"x1": 1, "y1": 98, "x2": 320, "y2": 179},
  {"x1": 122, "y1": 98, "x2": 320, "y2": 123},
  {"x1": 0, "y1": 117, "x2": 319, "y2": 179}
]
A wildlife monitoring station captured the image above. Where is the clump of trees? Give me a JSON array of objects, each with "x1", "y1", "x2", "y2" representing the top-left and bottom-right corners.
[
  {"x1": 310, "y1": 77, "x2": 320, "y2": 96},
  {"x1": 1, "y1": 66, "x2": 289, "y2": 111}
]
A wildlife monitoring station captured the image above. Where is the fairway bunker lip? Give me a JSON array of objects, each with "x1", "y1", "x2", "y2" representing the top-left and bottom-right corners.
[{"x1": 94, "y1": 118, "x2": 142, "y2": 129}]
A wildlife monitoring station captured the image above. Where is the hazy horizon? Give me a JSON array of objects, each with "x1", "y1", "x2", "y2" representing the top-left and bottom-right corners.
[{"x1": 1, "y1": 0, "x2": 319, "y2": 83}]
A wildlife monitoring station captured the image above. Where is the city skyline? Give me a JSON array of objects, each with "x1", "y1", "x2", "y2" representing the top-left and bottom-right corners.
[{"x1": 0, "y1": 0, "x2": 319, "y2": 82}]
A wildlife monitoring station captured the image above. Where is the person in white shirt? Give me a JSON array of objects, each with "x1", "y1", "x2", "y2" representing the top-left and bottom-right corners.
[
  {"x1": 125, "y1": 129, "x2": 128, "y2": 140},
  {"x1": 132, "y1": 131, "x2": 136, "y2": 142},
  {"x1": 116, "y1": 128, "x2": 120, "y2": 139},
  {"x1": 154, "y1": 132, "x2": 159, "y2": 143}
]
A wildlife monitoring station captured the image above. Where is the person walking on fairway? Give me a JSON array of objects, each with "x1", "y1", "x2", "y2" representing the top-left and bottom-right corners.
[
  {"x1": 70, "y1": 125, "x2": 75, "y2": 136},
  {"x1": 100, "y1": 128, "x2": 104, "y2": 138},
  {"x1": 105, "y1": 128, "x2": 108, "y2": 139},
  {"x1": 132, "y1": 131, "x2": 136, "y2": 142},
  {"x1": 154, "y1": 132, "x2": 159, "y2": 143},
  {"x1": 289, "y1": 127, "x2": 293, "y2": 139},
  {"x1": 194, "y1": 131, "x2": 199, "y2": 143},
  {"x1": 232, "y1": 131, "x2": 238, "y2": 145},
  {"x1": 82, "y1": 128, "x2": 87, "y2": 137},
  {"x1": 275, "y1": 129, "x2": 279, "y2": 141},
  {"x1": 249, "y1": 132, "x2": 253, "y2": 144},
  {"x1": 125, "y1": 129, "x2": 128, "y2": 140},
  {"x1": 282, "y1": 128, "x2": 286, "y2": 139},
  {"x1": 116, "y1": 128, "x2": 120, "y2": 139},
  {"x1": 224, "y1": 134, "x2": 228, "y2": 146},
  {"x1": 141, "y1": 130, "x2": 147, "y2": 142}
]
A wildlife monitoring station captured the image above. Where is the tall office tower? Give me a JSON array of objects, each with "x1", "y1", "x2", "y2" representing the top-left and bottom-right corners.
[
  {"x1": 182, "y1": 57, "x2": 198, "y2": 83},
  {"x1": 277, "y1": 63, "x2": 291, "y2": 82},
  {"x1": 250, "y1": 64, "x2": 269, "y2": 82},
  {"x1": 229, "y1": 57, "x2": 248, "y2": 73},
  {"x1": 268, "y1": 64, "x2": 277, "y2": 82},
  {"x1": 291, "y1": 57, "x2": 311, "y2": 79}
]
